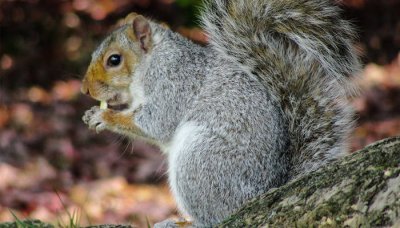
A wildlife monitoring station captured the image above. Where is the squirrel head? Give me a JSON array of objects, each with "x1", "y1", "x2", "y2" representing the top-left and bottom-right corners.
[{"x1": 81, "y1": 13, "x2": 153, "y2": 106}]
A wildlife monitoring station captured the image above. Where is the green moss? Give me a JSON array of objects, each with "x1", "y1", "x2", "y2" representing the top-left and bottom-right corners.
[{"x1": 0, "y1": 220, "x2": 54, "y2": 228}]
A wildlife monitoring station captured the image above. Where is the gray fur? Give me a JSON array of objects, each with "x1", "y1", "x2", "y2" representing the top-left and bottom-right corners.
[
  {"x1": 85, "y1": 0, "x2": 360, "y2": 227},
  {"x1": 138, "y1": 32, "x2": 289, "y2": 225}
]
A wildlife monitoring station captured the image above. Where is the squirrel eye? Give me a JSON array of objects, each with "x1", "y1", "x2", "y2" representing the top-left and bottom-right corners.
[{"x1": 106, "y1": 54, "x2": 122, "y2": 67}]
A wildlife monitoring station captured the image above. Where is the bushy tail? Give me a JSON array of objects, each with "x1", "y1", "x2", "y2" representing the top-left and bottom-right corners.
[
  {"x1": 201, "y1": 0, "x2": 361, "y2": 176},
  {"x1": 201, "y1": 0, "x2": 360, "y2": 83}
]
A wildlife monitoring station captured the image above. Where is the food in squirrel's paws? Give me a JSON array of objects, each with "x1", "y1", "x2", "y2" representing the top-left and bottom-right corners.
[{"x1": 100, "y1": 101, "x2": 108, "y2": 110}]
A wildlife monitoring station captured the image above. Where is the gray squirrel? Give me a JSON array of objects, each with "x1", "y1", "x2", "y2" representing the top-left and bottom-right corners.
[{"x1": 81, "y1": 0, "x2": 361, "y2": 226}]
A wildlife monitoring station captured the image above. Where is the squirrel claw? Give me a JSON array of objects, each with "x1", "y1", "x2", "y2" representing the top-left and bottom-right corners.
[
  {"x1": 94, "y1": 122, "x2": 106, "y2": 133},
  {"x1": 83, "y1": 106, "x2": 107, "y2": 133}
]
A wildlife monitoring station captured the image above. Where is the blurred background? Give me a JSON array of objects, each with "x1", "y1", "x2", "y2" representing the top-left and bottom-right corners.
[{"x1": 0, "y1": 0, "x2": 399, "y2": 227}]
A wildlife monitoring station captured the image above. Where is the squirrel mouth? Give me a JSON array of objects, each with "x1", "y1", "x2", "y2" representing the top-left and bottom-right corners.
[
  {"x1": 106, "y1": 95, "x2": 129, "y2": 111},
  {"x1": 108, "y1": 103, "x2": 128, "y2": 111}
]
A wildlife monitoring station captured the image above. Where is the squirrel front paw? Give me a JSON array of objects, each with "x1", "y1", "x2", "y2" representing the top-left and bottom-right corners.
[{"x1": 82, "y1": 106, "x2": 107, "y2": 133}]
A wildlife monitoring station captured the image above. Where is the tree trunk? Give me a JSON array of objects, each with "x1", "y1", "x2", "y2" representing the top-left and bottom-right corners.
[{"x1": 219, "y1": 137, "x2": 400, "y2": 227}]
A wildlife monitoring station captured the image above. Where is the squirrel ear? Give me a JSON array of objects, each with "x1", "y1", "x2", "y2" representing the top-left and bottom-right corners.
[
  {"x1": 123, "y1": 12, "x2": 139, "y2": 25},
  {"x1": 113, "y1": 13, "x2": 139, "y2": 28},
  {"x1": 132, "y1": 15, "x2": 152, "y2": 53}
]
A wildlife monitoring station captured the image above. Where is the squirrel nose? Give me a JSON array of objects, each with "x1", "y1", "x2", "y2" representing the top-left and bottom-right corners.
[{"x1": 81, "y1": 80, "x2": 90, "y2": 95}]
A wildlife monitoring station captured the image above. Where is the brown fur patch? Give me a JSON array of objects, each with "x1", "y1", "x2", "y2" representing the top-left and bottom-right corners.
[
  {"x1": 82, "y1": 40, "x2": 138, "y2": 100},
  {"x1": 102, "y1": 109, "x2": 143, "y2": 135},
  {"x1": 83, "y1": 59, "x2": 106, "y2": 98}
]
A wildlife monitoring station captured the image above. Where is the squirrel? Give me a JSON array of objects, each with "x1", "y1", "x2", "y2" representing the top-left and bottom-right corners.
[{"x1": 81, "y1": 0, "x2": 361, "y2": 227}]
